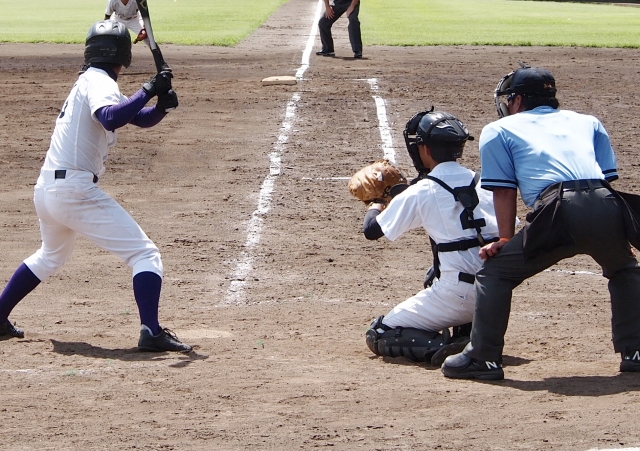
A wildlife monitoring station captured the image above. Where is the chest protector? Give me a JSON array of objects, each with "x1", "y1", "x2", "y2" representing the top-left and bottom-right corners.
[{"x1": 425, "y1": 173, "x2": 497, "y2": 282}]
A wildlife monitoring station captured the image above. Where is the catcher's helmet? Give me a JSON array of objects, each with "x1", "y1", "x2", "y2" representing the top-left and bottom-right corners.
[
  {"x1": 403, "y1": 107, "x2": 474, "y2": 172},
  {"x1": 84, "y1": 20, "x2": 132, "y2": 68}
]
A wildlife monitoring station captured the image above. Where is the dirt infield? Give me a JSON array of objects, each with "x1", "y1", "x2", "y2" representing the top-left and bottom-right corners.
[{"x1": 3, "y1": 1, "x2": 640, "y2": 449}]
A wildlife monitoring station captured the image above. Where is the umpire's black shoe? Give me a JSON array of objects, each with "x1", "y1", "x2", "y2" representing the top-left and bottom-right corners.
[
  {"x1": 0, "y1": 319, "x2": 24, "y2": 339},
  {"x1": 441, "y1": 352, "x2": 504, "y2": 380},
  {"x1": 430, "y1": 338, "x2": 470, "y2": 367},
  {"x1": 138, "y1": 325, "x2": 192, "y2": 353},
  {"x1": 315, "y1": 50, "x2": 335, "y2": 57},
  {"x1": 354, "y1": 51, "x2": 362, "y2": 58},
  {"x1": 620, "y1": 351, "x2": 640, "y2": 372}
]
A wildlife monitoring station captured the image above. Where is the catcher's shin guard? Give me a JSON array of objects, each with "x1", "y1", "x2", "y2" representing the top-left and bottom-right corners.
[{"x1": 366, "y1": 318, "x2": 451, "y2": 362}]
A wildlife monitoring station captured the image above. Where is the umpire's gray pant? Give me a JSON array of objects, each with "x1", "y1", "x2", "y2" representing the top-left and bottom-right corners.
[
  {"x1": 318, "y1": 0, "x2": 362, "y2": 53},
  {"x1": 465, "y1": 184, "x2": 640, "y2": 362}
]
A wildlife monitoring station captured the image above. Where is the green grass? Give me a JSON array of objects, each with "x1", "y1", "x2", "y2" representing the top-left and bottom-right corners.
[
  {"x1": 0, "y1": 0, "x2": 288, "y2": 45},
  {"x1": 1, "y1": 0, "x2": 640, "y2": 47},
  {"x1": 361, "y1": 0, "x2": 640, "y2": 47}
]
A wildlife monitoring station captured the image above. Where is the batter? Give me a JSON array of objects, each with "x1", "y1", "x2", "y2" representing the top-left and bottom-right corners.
[{"x1": 0, "y1": 20, "x2": 189, "y2": 353}]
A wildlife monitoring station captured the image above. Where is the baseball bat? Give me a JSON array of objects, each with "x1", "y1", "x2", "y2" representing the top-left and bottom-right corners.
[{"x1": 135, "y1": 0, "x2": 171, "y2": 73}]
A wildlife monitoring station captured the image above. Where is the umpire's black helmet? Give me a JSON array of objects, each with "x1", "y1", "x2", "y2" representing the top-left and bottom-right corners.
[
  {"x1": 404, "y1": 108, "x2": 474, "y2": 172},
  {"x1": 84, "y1": 20, "x2": 132, "y2": 68}
]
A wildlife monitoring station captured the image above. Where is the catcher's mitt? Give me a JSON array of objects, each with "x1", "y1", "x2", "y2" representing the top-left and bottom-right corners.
[
  {"x1": 348, "y1": 159, "x2": 407, "y2": 205},
  {"x1": 133, "y1": 28, "x2": 148, "y2": 44}
]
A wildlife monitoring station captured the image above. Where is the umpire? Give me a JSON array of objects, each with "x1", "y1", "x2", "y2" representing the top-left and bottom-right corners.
[{"x1": 441, "y1": 65, "x2": 640, "y2": 380}]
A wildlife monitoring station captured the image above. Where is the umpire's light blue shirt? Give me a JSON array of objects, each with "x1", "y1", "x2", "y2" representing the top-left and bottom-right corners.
[{"x1": 479, "y1": 106, "x2": 618, "y2": 207}]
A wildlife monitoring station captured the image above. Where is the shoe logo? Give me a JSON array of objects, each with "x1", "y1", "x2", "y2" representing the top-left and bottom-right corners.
[
  {"x1": 485, "y1": 361, "x2": 500, "y2": 370},
  {"x1": 633, "y1": 351, "x2": 640, "y2": 361}
]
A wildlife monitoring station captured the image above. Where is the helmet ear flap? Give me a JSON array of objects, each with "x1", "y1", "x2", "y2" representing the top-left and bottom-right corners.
[
  {"x1": 494, "y1": 66, "x2": 527, "y2": 118},
  {"x1": 404, "y1": 107, "x2": 434, "y2": 174},
  {"x1": 497, "y1": 101, "x2": 510, "y2": 118}
]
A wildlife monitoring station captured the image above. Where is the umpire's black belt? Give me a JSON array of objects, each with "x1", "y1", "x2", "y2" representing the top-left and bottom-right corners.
[
  {"x1": 54, "y1": 169, "x2": 99, "y2": 183},
  {"x1": 545, "y1": 179, "x2": 607, "y2": 195}
]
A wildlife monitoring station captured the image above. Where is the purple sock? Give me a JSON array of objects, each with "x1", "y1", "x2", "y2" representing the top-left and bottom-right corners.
[
  {"x1": 133, "y1": 271, "x2": 161, "y2": 335},
  {"x1": 0, "y1": 263, "x2": 41, "y2": 322}
]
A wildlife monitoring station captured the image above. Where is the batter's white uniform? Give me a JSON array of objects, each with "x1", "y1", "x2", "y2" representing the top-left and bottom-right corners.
[
  {"x1": 377, "y1": 161, "x2": 500, "y2": 332},
  {"x1": 105, "y1": 0, "x2": 148, "y2": 46},
  {"x1": 23, "y1": 67, "x2": 162, "y2": 282}
]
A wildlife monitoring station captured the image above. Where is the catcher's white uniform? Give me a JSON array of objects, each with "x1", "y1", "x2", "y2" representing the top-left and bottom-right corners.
[
  {"x1": 23, "y1": 67, "x2": 162, "y2": 282},
  {"x1": 377, "y1": 161, "x2": 500, "y2": 332},
  {"x1": 105, "y1": 0, "x2": 148, "y2": 46}
]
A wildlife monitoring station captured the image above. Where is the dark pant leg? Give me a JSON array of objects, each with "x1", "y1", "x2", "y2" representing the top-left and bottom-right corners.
[
  {"x1": 609, "y1": 269, "x2": 640, "y2": 353},
  {"x1": 468, "y1": 186, "x2": 640, "y2": 362},
  {"x1": 319, "y1": 2, "x2": 348, "y2": 53},
  {"x1": 318, "y1": 16, "x2": 335, "y2": 52},
  {"x1": 465, "y1": 232, "x2": 577, "y2": 362},
  {"x1": 347, "y1": 3, "x2": 362, "y2": 53},
  {"x1": 566, "y1": 188, "x2": 640, "y2": 353}
]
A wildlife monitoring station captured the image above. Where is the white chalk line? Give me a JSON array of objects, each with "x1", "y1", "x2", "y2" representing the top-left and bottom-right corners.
[
  {"x1": 302, "y1": 176, "x2": 351, "y2": 181},
  {"x1": 366, "y1": 78, "x2": 396, "y2": 164},
  {"x1": 223, "y1": 0, "x2": 323, "y2": 305},
  {"x1": 545, "y1": 268, "x2": 601, "y2": 276},
  {"x1": 295, "y1": 0, "x2": 324, "y2": 80}
]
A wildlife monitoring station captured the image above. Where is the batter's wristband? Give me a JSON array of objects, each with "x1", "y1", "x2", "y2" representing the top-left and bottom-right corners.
[{"x1": 498, "y1": 237, "x2": 510, "y2": 243}]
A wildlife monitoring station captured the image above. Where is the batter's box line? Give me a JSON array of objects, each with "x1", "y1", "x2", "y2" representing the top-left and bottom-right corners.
[
  {"x1": 545, "y1": 268, "x2": 601, "y2": 276},
  {"x1": 301, "y1": 176, "x2": 350, "y2": 181}
]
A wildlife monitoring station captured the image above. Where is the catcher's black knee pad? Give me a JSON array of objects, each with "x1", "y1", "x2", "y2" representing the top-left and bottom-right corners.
[
  {"x1": 367, "y1": 324, "x2": 450, "y2": 362},
  {"x1": 366, "y1": 315, "x2": 388, "y2": 356}
]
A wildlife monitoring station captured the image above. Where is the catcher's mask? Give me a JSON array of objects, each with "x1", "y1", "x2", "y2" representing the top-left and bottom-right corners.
[
  {"x1": 494, "y1": 63, "x2": 557, "y2": 118},
  {"x1": 84, "y1": 20, "x2": 132, "y2": 68},
  {"x1": 404, "y1": 107, "x2": 474, "y2": 171}
]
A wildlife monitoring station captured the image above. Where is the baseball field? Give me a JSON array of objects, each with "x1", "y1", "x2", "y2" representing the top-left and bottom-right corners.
[{"x1": 2, "y1": 0, "x2": 640, "y2": 449}]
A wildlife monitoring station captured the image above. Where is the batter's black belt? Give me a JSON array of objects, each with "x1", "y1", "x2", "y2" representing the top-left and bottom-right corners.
[{"x1": 55, "y1": 169, "x2": 98, "y2": 183}]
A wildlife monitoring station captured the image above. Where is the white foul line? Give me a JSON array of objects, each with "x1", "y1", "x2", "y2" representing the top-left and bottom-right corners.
[
  {"x1": 224, "y1": 0, "x2": 324, "y2": 304},
  {"x1": 296, "y1": 0, "x2": 324, "y2": 80}
]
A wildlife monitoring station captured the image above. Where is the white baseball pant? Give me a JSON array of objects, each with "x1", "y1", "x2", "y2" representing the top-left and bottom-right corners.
[{"x1": 23, "y1": 169, "x2": 162, "y2": 281}]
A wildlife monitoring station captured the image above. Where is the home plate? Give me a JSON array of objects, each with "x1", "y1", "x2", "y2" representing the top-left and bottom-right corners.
[
  {"x1": 178, "y1": 329, "x2": 232, "y2": 339},
  {"x1": 262, "y1": 75, "x2": 297, "y2": 86}
]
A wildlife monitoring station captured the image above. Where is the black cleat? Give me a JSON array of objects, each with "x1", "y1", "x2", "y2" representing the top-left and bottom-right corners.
[
  {"x1": 620, "y1": 351, "x2": 640, "y2": 372},
  {"x1": 316, "y1": 50, "x2": 335, "y2": 57},
  {"x1": 138, "y1": 326, "x2": 192, "y2": 353},
  {"x1": 441, "y1": 352, "x2": 504, "y2": 380},
  {"x1": 354, "y1": 51, "x2": 362, "y2": 58},
  {"x1": 0, "y1": 319, "x2": 24, "y2": 339}
]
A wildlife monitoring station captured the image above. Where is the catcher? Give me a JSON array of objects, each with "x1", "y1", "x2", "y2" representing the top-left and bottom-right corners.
[{"x1": 351, "y1": 109, "x2": 503, "y2": 365}]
